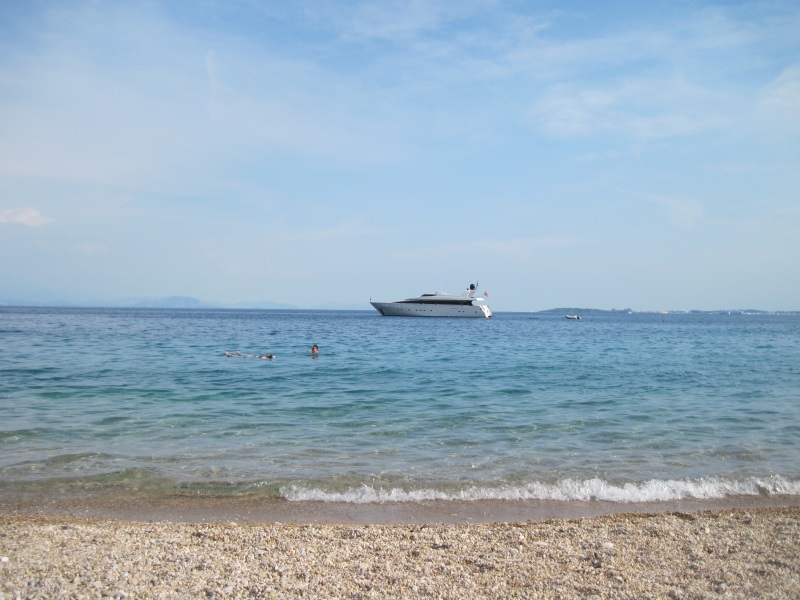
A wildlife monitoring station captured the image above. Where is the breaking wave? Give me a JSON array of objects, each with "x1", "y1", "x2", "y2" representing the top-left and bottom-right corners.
[{"x1": 281, "y1": 475, "x2": 800, "y2": 503}]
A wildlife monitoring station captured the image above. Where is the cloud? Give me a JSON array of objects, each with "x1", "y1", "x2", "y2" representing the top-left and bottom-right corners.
[
  {"x1": 654, "y1": 197, "x2": 704, "y2": 230},
  {"x1": 531, "y1": 77, "x2": 730, "y2": 140},
  {"x1": 280, "y1": 218, "x2": 379, "y2": 242},
  {"x1": 0, "y1": 208, "x2": 53, "y2": 227},
  {"x1": 398, "y1": 236, "x2": 589, "y2": 261},
  {"x1": 518, "y1": 6, "x2": 798, "y2": 142},
  {"x1": 75, "y1": 242, "x2": 109, "y2": 256},
  {"x1": 336, "y1": 0, "x2": 452, "y2": 42},
  {"x1": 3, "y1": 0, "x2": 796, "y2": 189},
  {"x1": 759, "y1": 64, "x2": 800, "y2": 132},
  {"x1": 614, "y1": 189, "x2": 704, "y2": 229}
]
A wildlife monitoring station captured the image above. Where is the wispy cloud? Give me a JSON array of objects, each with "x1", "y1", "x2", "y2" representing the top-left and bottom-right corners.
[
  {"x1": 281, "y1": 218, "x2": 378, "y2": 242},
  {"x1": 531, "y1": 77, "x2": 731, "y2": 140},
  {"x1": 334, "y1": 0, "x2": 454, "y2": 42},
  {"x1": 398, "y1": 236, "x2": 589, "y2": 262},
  {"x1": 758, "y1": 64, "x2": 800, "y2": 132},
  {"x1": 617, "y1": 190, "x2": 704, "y2": 229},
  {"x1": 2, "y1": 1, "x2": 795, "y2": 187},
  {"x1": 649, "y1": 195, "x2": 704, "y2": 229},
  {"x1": 0, "y1": 208, "x2": 53, "y2": 227},
  {"x1": 75, "y1": 242, "x2": 109, "y2": 256}
]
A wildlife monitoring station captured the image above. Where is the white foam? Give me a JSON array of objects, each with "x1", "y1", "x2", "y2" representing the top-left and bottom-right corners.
[{"x1": 281, "y1": 475, "x2": 800, "y2": 503}]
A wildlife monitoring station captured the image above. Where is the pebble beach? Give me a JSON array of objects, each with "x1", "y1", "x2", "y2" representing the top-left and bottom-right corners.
[{"x1": 2, "y1": 506, "x2": 799, "y2": 599}]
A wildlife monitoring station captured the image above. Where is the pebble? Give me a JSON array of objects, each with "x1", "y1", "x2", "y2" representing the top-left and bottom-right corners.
[{"x1": 0, "y1": 507, "x2": 798, "y2": 599}]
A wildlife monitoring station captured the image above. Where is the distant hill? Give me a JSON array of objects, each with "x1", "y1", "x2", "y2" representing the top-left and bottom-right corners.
[
  {"x1": 132, "y1": 296, "x2": 207, "y2": 308},
  {"x1": 227, "y1": 300, "x2": 298, "y2": 310},
  {"x1": 0, "y1": 296, "x2": 297, "y2": 309},
  {"x1": 129, "y1": 297, "x2": 300, "y2": 309}
]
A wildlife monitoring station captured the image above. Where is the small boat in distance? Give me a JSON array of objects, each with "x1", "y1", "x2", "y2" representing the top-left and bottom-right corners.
[
  {"x1": 371, "y1": 283, "x2": 492, "y2": 318},
  {"x1": 565, "y1": 315, "x2": 581, "y2": 320}
]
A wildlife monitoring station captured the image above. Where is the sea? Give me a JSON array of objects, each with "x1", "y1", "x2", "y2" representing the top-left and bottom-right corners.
[{"x1": 1, "y1": 306, "x2": 799, "y2": 515}]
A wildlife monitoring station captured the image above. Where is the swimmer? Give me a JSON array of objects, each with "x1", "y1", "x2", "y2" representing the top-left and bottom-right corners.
[
  {"x1": 309, "y1": 344, "x2": 319, "y2": 356},
  {"x1": 227, "y1": 351, "x2": 274, "y2": 359}
]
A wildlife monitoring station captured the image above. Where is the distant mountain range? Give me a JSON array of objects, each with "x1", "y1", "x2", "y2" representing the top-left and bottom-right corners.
[
  {"x1": 0, "y1": 295, "x2": 366, "y2": 311},
  {"x1": 129, "y1": 296, "x2": 299, "y2": 310}
]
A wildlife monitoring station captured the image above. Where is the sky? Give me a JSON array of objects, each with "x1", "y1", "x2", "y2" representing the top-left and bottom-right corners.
[{"x1": 1, "y1": 1, "x2": 798, "y2": 312}]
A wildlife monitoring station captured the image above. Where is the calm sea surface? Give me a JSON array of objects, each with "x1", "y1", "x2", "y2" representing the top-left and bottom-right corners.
[{"x1": 1, "y1": 307, "x2": 799, "y2": 505}]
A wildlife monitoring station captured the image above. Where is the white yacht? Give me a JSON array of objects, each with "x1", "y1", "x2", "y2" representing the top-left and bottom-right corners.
[{"x1": 370, "y1": 283, "x2": 492, "y2": 318}]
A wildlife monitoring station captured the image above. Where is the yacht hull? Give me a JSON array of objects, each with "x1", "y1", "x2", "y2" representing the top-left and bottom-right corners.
[{"x1": 370, "y1": 301, "x2": 492, "y2": 318}]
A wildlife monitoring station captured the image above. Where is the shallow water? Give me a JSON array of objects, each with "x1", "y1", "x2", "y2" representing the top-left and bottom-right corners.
[{"x1": 1, "y1": 307, "x2": 799, "y2": 505}]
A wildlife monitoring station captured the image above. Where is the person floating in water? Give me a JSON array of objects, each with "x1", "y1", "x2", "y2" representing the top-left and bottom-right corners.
[
  {"x1": 225, "y1": 351, "x2": 275, "y2": 359},
  {"x1": 309, "y1": 344, "x2": 319, "y2": 356}
]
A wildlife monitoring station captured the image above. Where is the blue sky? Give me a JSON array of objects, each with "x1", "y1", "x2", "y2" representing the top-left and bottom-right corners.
[{"x1": 1, "y1": 1, "x2": 798, "y2": 311}]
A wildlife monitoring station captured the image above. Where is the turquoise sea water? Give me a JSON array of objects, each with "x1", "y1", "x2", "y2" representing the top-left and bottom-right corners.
[{"x1": 1, "y1": 307, "x2": 799, "y2": 505}]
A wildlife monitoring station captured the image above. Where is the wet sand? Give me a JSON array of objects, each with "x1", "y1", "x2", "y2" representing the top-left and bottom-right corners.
[
  {"x1": 2, "y1": 499, "x2": 799, "y2": 598},
  {"x1": 2, "y1": 492, "x2": 799, "y2": 524}
]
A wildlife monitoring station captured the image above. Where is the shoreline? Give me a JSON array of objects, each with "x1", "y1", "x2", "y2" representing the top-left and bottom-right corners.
[
  {"x1": 2, "y1": 505, "x2": 798, "y2": 598},
  {"x1": 2, "y1": 493, "x2": 799, "y2": 524}
]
